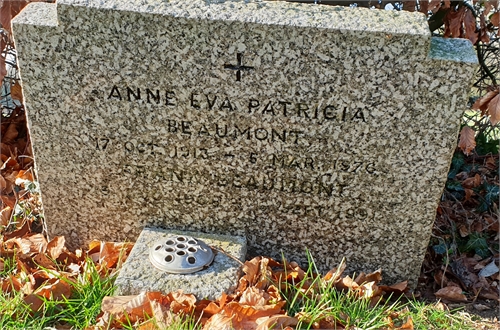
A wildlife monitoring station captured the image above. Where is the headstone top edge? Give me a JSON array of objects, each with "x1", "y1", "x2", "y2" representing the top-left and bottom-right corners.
[
  {"x1": 12, "y1": 2, "x2": 57, "y2": 27},
  {"x1": 53, "y1": 0, "x2": 430, "y2": 37},
  {"x1": 429, "y1": 37, "x2": 478, "y2": 64}
]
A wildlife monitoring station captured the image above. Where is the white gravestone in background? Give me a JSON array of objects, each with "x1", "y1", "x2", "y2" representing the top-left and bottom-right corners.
[{"x1": 13, "y1": 0, "x2": 477, "y2": 286}]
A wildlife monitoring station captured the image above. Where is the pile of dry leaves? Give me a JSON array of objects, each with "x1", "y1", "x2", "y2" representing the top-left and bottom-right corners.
[
  {"x1": 1, "y1": 233, "x2": 133, "y2": 315},
  {"x1": 94, "y1": 257, "x2": 411, "y2": 330},
  {"x1": 418, "y1": 150, "x2": 499, "y2": 314}
]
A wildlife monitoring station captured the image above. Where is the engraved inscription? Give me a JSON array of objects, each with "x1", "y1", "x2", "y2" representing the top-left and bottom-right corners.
[
  {"x1": 223, "y1": 53, "x2": 254, "y2": 81},
  {"x1": 108, "y1": 86, "x2": 177, "y2": 105},
  {"x1": 107, "y1": 86, "x2": 368, "y2": 124},
  {"x1": 121, "y1": 165, "x2": 354, "y2": 198},
  {"x1": 93, "y1": 137, "x2": 110, "y2": 151},
  {"x1": 100, "y1": 83, "x2": 377, "y2": 201},
  {"x1": 91, "y1": 135, "x2": 378, "y2": 176},
  {"x1": 164, "y1": 119, "x2": 304, "y2": 144}
]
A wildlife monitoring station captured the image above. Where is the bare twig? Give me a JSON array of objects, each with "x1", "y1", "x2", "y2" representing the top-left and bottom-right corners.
[{"x1": 210, "y1": 245, "x2": 244, "y2": 266}]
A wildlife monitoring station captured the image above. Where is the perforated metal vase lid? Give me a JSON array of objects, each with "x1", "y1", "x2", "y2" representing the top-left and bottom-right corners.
[{"x1": 149, "y1": 235, "x2": 214, "y2": 274}]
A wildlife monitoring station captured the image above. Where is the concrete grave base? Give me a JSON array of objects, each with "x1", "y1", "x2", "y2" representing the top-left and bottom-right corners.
[{"x1": 114, "y1": 227, "x2": 247, "y2": 300}]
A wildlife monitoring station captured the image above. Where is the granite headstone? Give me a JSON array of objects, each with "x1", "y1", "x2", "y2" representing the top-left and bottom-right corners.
[{"x1": 13, "y1": 0, "x2": 477, "y2": 285}]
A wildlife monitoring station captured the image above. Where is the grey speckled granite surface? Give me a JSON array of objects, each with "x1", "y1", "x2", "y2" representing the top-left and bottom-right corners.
[
  {"x1": 114, "y1": 227, "x2": 246, "y2": 299},
  {"x1": 13, "y1": 0, "x2": 477, "y2": 287}
]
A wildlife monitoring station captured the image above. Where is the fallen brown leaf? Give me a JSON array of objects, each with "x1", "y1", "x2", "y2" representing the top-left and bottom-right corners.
[
  {"x1": 1, "y1": 194, "x2": 15, "y2": 208},
  {"x1": 203, "y1": 312, "x2": 234, "y2": 330},
  {"x1": 487, "y1": 93, "x2": 500, "y2": 125},
  {"x1": 458, "y1": 126, "x2": 476, "y2": 155},
  {"x1": 435, "y1": 286, "x2": 467, "y2": 302},
  {"x1": 336, "y1": 275, "x2": 359, "y2": 291},
  {"x1": 33, "y1": 252, "x2": 56, "y2": 270},
  {"x1": 24, "y1": 233, "x2": 48, "y2": 254},
  {"x1": 239, "y1": 286, "x2": 268, "y2": 306},
  {"x1": 0, "y1": 206, "x2": 12, "y2": 227},
  {"x1": 354, "y1": 268, "x2": 382, "y2": 285},
  {"x1": 444, "y1": 7, "x2": 465, "y2": 38},
  {"x1": 479, "y1": 13, "x2": 490, "y2": 43},
  {"x1": 35, "y1": 278, "x2": 72, "y2": 300},
  {"x1": 165, "y1": 289, "x2": 197, "y2": 314},
  {"x1": 47, "y1": 236, "x2": 66, "y2": 259},
  {"x1": 255, "y1": 315, "x2": 298, "y2": 330},
  {"x1": 101, "y1": 295, "x2": 137, "y2": 314},
  {"x1": 459, "y1": 224, "x2": 469, "y2": 237},
  {"x1": 472, "y1": 90, "x2": 498, "y2": 113},
  {"x1": 473, "y1": 303, "x2": 490, "y2": 311},
  {"x1": 23, "y1": 294, "x2": 44, "y2": 314},
  {"x1": 428, "y1": 0, "x2": 442, "y2": 13},
  {"x1": 120, "y1": 292, "x2": 154, "y2": 323},
  {"x1": 144, "y1": 300, "x2": 170, "y2": 329},
  {"x1": 2, "y1": 120, "x2": 18, "y2": 145},
  {"x1": 7, "y1": 237, "x2": 32, "y2": 254},
  {"x1": 0, "y1": 174, "x2": 6, "y2": 192},
  {"x1": 200, "y1": 293, "x2": 228, "y2": 317},
  {"x1": 88, "y1": 241, "x2": 133, "y2": 269},
  {"x1": 379, "y1": 281, "x2": 408, "y2": 295},
  {"x1": 323, "y1": 261, "x2": 346, "y2": 282},
  {"x1": 398, "y1": 315, "x2": 414, "y2": 329},
  {"x1": 1, "y1": 274, "x2": 22, "y2": 292},
  {"x1": 16, "y1": 168, "x2": 32, "y2": 180},
  {"x1": 463, "y1": 188, "x2": 474, "y2": 203},
  {"x1": 4, "y1": 220, "x2": 30, "y2": 240},
  {"x1": 490, "y1": 12, "x2": 499, "y2": 27},
  {"x1": 462, "y1": 173, "x2": 481, "y2": 188},
  {"x1": 463, "y1": 8, "x2": 478, "y2": 45},
  {"x1": 222, "y1": 301, "x2": 285, "y2": 329},
  {"x1": 0, "y1": 56, "x2": 6, "y2": 84},
  {"x1": 10, "y1": 82, "x2": 23, "y2": 103}
]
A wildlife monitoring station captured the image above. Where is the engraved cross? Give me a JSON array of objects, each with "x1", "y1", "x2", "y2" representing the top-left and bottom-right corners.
[{"x1": 224, "y1": 53, "x2": 254, "y2": 81}]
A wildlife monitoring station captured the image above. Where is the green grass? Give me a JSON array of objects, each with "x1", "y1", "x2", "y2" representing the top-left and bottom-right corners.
[
  {"x1": 0, "y1": 251, "x2": 490, "y2": 329},
  {"x1": 278, "y1": 252, "x2": 487, "y2": 330},
  {"x1": 0, "y1": 256, "x2": 16, "y2": 277},
  {"x1": 403, "y1": 299, "x2": 480, "y2": 330},
  {"x1": 279, "y1": 253, "x2": 400, "y2": 329},
  {"x1": 0, "y1": 259, "x2": 116, "y2": 329},
  {"x1": 163, "y1": 315, "x2": 202, "y2": 330}
]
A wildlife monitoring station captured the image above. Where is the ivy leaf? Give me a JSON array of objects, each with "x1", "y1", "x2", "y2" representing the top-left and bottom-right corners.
[
  {"x1": 446, "y1": 180, "x2": 464, "y2": 192},
  {"x1": 448, "y1": 152, "x2": 465, "y2": 178},
  {"x1": 475, "y1": 131, "x2": 500, "y2": 155},
  {"x1": 446, "y1": 180, "x2": 465, "y2": 200},
  {"x1": 484, "y1": 184, "x2": 499, "y2": 207},
  {"x1": 476, "y1": 183, "x2": 499, "y2": 213},
  {"x1": 465, "y1": 233, "x2": 490, "y2": 258},
  {"x1": 433, "y1": 242, "x2": 448, "y2": 255}
]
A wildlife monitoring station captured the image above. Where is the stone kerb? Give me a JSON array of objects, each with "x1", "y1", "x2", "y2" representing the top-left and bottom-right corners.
[
  {"x1": 12, "y1": 0, "x2": 477, "y2": 287},
  {"x1": 114, "y1": 227, "x2": 247, "y2": 300}
]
